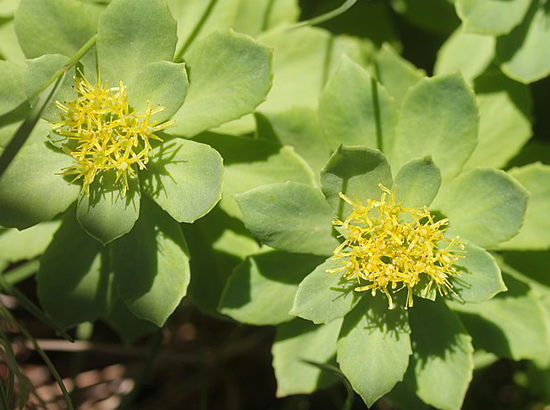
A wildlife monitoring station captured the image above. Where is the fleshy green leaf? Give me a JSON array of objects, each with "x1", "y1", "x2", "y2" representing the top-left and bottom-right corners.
[
  {"x1": 0, "y1": 60, "x2": 27, "y2": 117},
  {"x1": 318, "y1": 56, "x2": 397, "y2": 152},
  {"x1": 0, "y1": 0, "x2": 19, "y2": 17},
  {"x1": 496, "y1": 0, "x2": 550, "y2": 84},
  {"x1": 453, "y1": 243, "x2": 506, "y2": 303},
  {"x1": 463, "y1": 72, "x2": 532, "y2": 170},
  {"x1": 272, "y1": 318, "x2": 342, "y2": 397},
  {"x1": 0, "y1": 221, "x2": 60, "y2": 263},
  {"x1": 194, "y1": 132, "x2": 315, "y2": 219},
  {"x1": 320, "y1": 146, "x2": 393, "y2": 216},
  {"x1": 170, "y1": 29, "x2": 272, "y2": 137},
  {"x1": 23, "y1": 54, "x2": 76, "y2": 123},
  {"x1": 233, "y1": 0, "x2": 299, "y2": 36},
  {"x1": 219, "y1": 251, "x2": 324, "y2": 325},
  {"x1": 14, "y1": 0, "x2": 100, "y2": 66},
  {"x1": 76, "y1": 174, "x2": 140, "y2": 245},
  {"x1": 374, "y1": 43, "x2": 425, "y2": 107},
  {"x1": 111, "y1": 197, "x2": 190, "y2": 326},
  {"x1": 337, "y1": 297, "x2": 411, "y2": 407},
  {"x1": 434, "y1": 28, "x2": 495, "y2": 82},
  {"x1": 406, "y1": 299, "x2": 474, "y2": 410},
  {"x1": 104, "y1": 297, "x2": 157, "y2": 345},
  {"x1": 236, "y1": 182, "x2": 338, "y2": 256},
  {"x1": 393, "y1": 156, "x2": 441, "y2": 208},
  {"x1": 127, "y1": 61, "x2": 188, "y2": 123},
  {"x1": 390, "y1": 0, "x2": 459, "y2": 35},
  {"x1": 432, "y1": 167, "x2": 528, "y2": 248},
  {"x1": 455, "y1": 0, "x2": 531, "y2": 36},
  {"x1": 0, "y1": 142, "x2": 79, "y2": 229},
  {"x1": 96, "y1": 0, "x2": 177, "y2": 85},
  {"x1": 499, "y1": 163, "x2": 550, "y2": 250},
  {"x1": 291, "y1": 258, "x2": 360, "y2": 325},
  {"x1": 37, "y1": 209, "x2": 112, "y2": 329},
  {"x1": 0, "y1": 21, "x2": 26, "y2": 65},
  {"x1": 141, "y1": 138, "x2": 223, "y2": 224},
  {"x1": 451, "y1": 273, "x2": 550, "y2": 361},
  {"x1": 390, "y1": 74, "x2": 478, "y2": 181}
]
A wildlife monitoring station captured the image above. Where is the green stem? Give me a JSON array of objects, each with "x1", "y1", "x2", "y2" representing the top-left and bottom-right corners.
[
  {"x1": 173, "y1": 0, "x2": 219, "y2": 62},
  {"x1": 289, "y1": 0, "x2": 359, "y2": 30}
]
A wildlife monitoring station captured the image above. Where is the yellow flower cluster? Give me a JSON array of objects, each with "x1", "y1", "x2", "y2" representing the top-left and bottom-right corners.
[
  {"x1": 330, "y1": 185, "x2": 465, "y2": 309},
  {"x1": 54, "y1": 71, "x2": 173, "y2": 196}
]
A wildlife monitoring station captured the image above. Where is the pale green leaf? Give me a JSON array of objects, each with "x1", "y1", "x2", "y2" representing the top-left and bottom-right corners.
[
  {"x1": 319, "y1": 56, "x2": 397, "y2": 152},
  {"x1": 0, "y1": 60, "x2": 26, "y2": 116},
  {"x1": 434, "y1": 28, "x2": 495, "y2": 82},
  {"x1": 320, "y1": 146, "x2": 393, "y2": 216},
  {"x1": 111, "y1": 198, "x2": 190, "y2": 326},
  {"x1": 37, "y1": 209, "x2": 112, "y2": 329},
  {"x1": 337, "y1": 297, "x2": 411, "y2": 407},
  {"x1": 272, "y1": 318, "x2": 342, "y2": 397},
  {"x1": 0, "y1": 0, "x2": 19, "y2": 17},
  {"x1": 432, "y1": 167, "x2": 528, "y2": 248},
  {"x1": 406, "y1": 299, "x2": 473, "y2": 410},
  {"x1": 455, "y1": 0, "x2": 531, "y2": 36},
  {"x1": 0, "y1": 142, "x2": 79, "y2": 229},
  {"x1": 97, "y1": 0, "x2": 177, "y2": 85},
  {"x1": 170, "y1": 29, "x2": 272, "y2": 137},
  {"x1": 393, "y1": 156, "x2": 441, "y2": 208},
  {"x1": 0, "y1": 21, "x2": 26, "y2": 65},
  {"x1": 233, "y1": 0, "x2": 299, "y2": 37},
  {"x1": 141, "y1": 138, "x2": 223, "y2": 224},
  {"x1": 219, "y1": 251, "x2": 324, "y2": 325},
  {"x1": 291, "y1": 258, "x2": 360, "y2": 325},
  {"x1": 390, "y1": 74, "x2": 478, "y2": 181},
  {"x1": 463, "y1": 71, "x2": 532, "y2": 170},
  {"x1": 127, "y1": 61, "x2": 188, "y2": 123},
  {"x1": 497, "y1": 0, "x2": 550, "y2": 84},
  {"x1": 76, "y1": 173, "x2": 140, "y2": 245},
  {"x1": 0, "y1": 221, "x2": 60, "y2": 263},
  {"x1": 236, "y1": 182, "x2": 338, "y2": 256},
  {"x1": 499, "y1": 163, "x2": 550, "y2": 250}
]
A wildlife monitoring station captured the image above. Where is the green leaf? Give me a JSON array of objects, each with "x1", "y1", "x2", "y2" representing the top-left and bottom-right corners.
[
  {"x1": 451, "y1": 273, "x2": 550, "y2": 361},
  {"x1": 0, "y1": 21, "x2": 26, "y2": 65},
  {"x1": 111, "y1": 197, "x2": 190, "y2": 326},
  {"x1": 496, "y1": 0, "x2": 550, "y2": 84},
  {"x1": 499, "y1": 163, "x2": 550, "y2": 250},
  {"x1": 0, "y1": 60, "x2": 26, "y2": 117},
  {"x1": 236, "y1": 182, "x2": 338, "y2": 256},
  {"x1": 390, "y1": 0, "x2": 459, "y2": 35},
  {"x1": 219, "y1": 251, "x2": 324, "y2": 325},
  {"x1": 434, "y1": 28, "x2": 495, "y2": 82},
  {"x1": 0, "y1": 221, "x2": 60, "y2": 263},
  {"x1": 374, "y1": 43, "x2": 425, "y2": 107},
  {"x1": 291, "y1": 258, "x2": 360, "y2": 324},
  {"x1": 318, "y1": 56, "x2": 397, "y2": 152},
  {"x1": 96, "y1": 0, "x2": 177, "y2": 85},
  {"x1": 455, "y1": 0, "x2": 531, "y2": 36},
  {"x1": 391, "y1": 74, "x2": 478, "y2": 182},
  {"x1": 406, "y1": 299, "x2": 474, "y2": 410},
  {"x1": 463, "y1": 72, "x2": 532, "y2": 170},
  {"x1": 194, "y1": 132, "x2": 315, "y2": 219},
  {"x1": 320, "y1": 146, "x2": 393, "y2": 216},
  {"x1": 0, "y1": 0, "x2": 19, "y2": 17},
  {"x1": 0, "y1": 142, "x2": 79, "y2": 229},
  {"x1": 255, "y1": 108, "x2": 331, "y2": 179},
  {"x1": 393, "y1": 156, "x2": 441, "y2": 208},
  {"x1": 14, "y1": 0, "x2": 100, "y2": 66},
  {"x1": 37, "y1": 209, "x2": 112, "y2": 329},
  {"x1": 272, "y1": 318, "x2": 342, "y2": 397},
  {"x1": 141, "y1": 138, "x2": 223, "y2": 224},
  {"x1": 23, "y1": 54, "x2": 76, "y2": 122},
  {"x1": 233, "y1": 0, "x2": 299, "y2": 36},
  {"x1": 127, "y1": 61, "x2": 188, "y2": 123},
  {"x1": 170, "y1": 30, "x2": 272, "y2": 137},
  {"x1": 432, "y1": 168, "x2": 528, "y2": 248},
  {"x1": 104, "y1": 297, "x2": 157, "y2": 345},
  {"x1": 76, "y1": 173, "x2": 140, "y2": 245},
  {"x1": 453, "y1": 243, "x2": 506, "y2": 303},
  {"x1": 337, "y1": 297, "x2": 411, "y2": 407}
]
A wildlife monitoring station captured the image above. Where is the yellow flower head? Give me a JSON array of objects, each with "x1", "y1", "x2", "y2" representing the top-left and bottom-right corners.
[
  {"x1": 329, "y1": 184, "x2": 465, "y2": 309},
  {"x1": 53, "y1": 71, "x2": 173, "y2": 197}
]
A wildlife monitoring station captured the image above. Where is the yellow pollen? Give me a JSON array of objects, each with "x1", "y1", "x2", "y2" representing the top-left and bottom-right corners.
[
  {"x1": 53, "y1": 70, "x2": 174, "y2": 197},
  {"x1": 329, "y1": 184, "x2": 466, "y2": 309}
]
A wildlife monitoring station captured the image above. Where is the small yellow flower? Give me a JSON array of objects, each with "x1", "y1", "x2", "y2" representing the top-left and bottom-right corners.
[
  {"x1": 329, "y1": 184, "x2": 465, "y2": 309},
  {"x1": 53, "y1": 71, "x2": 174, "y2": 197}
]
